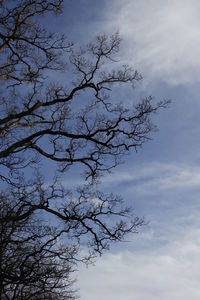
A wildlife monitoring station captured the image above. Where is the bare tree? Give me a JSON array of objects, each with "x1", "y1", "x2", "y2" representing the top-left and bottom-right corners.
[
  {"x1": 0, "y1": 191, "x2": 76, "y2": 300},
  {"x1": 0, "y1": 1, "x2": 168, "y2": 299}
]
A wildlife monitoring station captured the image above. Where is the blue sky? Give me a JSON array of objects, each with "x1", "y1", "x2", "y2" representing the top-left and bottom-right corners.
[{"x1": 52, "y1": 1, "x2": 200, "y2": 299}]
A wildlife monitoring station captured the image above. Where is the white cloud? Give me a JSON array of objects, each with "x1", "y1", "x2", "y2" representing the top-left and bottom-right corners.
[
  {"x1": 77, "y1": 160, "x2": 200, "y2": 299},
  {"x1": 103, "y1": 0, "x2": 200, "y2": 85},
  {"x1": 102, "y1": 162, "x2": 200, "y2": 195},
  {"x1": 78, "y1": 223, "x2": 200, "y2": 300}
]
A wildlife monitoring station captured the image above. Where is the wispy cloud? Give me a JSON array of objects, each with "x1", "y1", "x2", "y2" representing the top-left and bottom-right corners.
[
  {"x1": 102, "y1": 162, "x2": 200, "y2": 195},
  {"x1": 78, "y1": 218, "x2": 200, "y2": 300},
  {"x1": 78, "y1": 160, "x2": 200, "y2": 300},
  {"x1": 103, "y1": 0, "x2": 200, "y2": 85}
]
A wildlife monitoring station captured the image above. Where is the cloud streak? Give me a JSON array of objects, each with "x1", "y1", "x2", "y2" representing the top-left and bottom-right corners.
[
  {"x1": 102, "y1": 162, "x2": 200, "y2": 195},
  {"x1": 78, "y1": 217, "x2": 200, "y2": 300},
  {"x1": 103, "y1": 0, "x2": 200, "y2": 85},
  {"x1": 78, "y1": 160, "x2": 200, "y2": 300}
]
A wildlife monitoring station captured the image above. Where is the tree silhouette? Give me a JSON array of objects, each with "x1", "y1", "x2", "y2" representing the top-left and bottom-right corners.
[{"x1": 0, "y1": 1, "x2": 168, "y2": 299}]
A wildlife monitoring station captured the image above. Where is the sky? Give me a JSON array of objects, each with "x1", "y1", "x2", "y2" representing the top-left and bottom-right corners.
[{"x1": 53, "y1": 1, "x2": 200, "y2": 299}]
